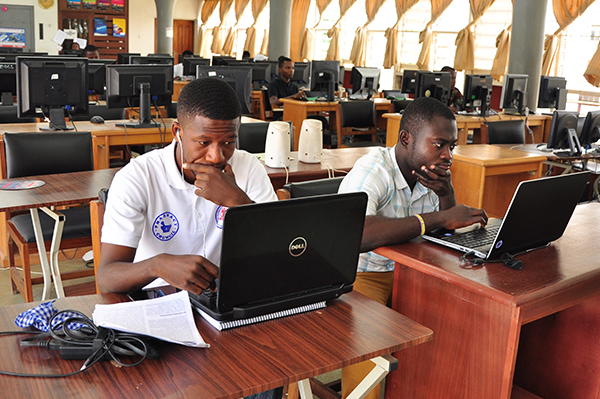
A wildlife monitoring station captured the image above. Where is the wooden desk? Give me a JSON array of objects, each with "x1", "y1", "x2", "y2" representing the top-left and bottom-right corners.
[
  {"x1": 282, "y1": 98, "x2": 392, "y2": 150},
  {"x1": 0, "y1": 169, "x2": 119, "y2": 299},
  {"x1": 0, "y1": 291, "x2": 432, "y2": 398},
  {"x1": 376, "y1": 202, "x2": 600, "y2": 399},
  {"x1": 262, "y1": 147, "x2": 371, "y2": 190},
  {"x1": 172, "y1": 80, "x2": 189, "y2": 102},
  {"x1": 451, "y1": 145, "x2": 547, "y2": 217},
  {"x1": 383, "y1": 113, "x2": 551, "y2": 147}
]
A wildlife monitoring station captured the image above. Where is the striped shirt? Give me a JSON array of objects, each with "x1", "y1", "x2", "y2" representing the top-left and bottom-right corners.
[{"x1": 339, "y1": 146, "x2": 439, "y2": 273}]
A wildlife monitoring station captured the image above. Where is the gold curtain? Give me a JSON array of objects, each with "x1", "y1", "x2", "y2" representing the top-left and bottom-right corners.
[
  {"x1": 325, "y1": 0, "x2": 358, "y2": 61},
  {"x1": 244, "y1": 0, "x2": 269, "y2": 58},
  {"x1": 300, "y1": 0, "x2": 333, "y2": 61},
  {"x1": 211, "y1": 0, "x2": 234, "y2": 55},
  {"x1": 416, "y1": 0, "x2": 453, "y2": 70},
  {"x1": 260, "y1": 28, "x2": 269, "y2": 56},
  {"x1": 222, "y1": 0, "x2": 250, "y2": 56},
  {"x1": 542, "y1": 0, "x2": 595, "y2": 75},
  {"x1": 490, "y1": 25, "x2": 510, "y2": 81},
  {"x1": 453, "y1": 0, "x2": 496, "y2": 72},
  {"x1": 290, "y1": 0, "x2": 311, "y2": 61},
  {"x1": 197, "y1": 0, "x2": 219, "y2": 57},
  {"x1": 383, "y1": 0, "x2": 420, "y2": 69},
  {"x1": 349, "y1": 0, "x2": 386, "y2": 67},
  {"x1": 584, "y1": 41, "x2": 600, "y2": 86}
]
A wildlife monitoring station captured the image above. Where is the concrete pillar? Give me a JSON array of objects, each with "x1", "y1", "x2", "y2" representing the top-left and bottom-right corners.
[
  {"x1": 508, "y1": 0, "x2": 548, "y2": 111},
  {"x1": 155, "y1": 0, "x2": 176, "y2": 55},
  {"x1": 268, "y1": 0, "x2": 293, "y2": 60}
]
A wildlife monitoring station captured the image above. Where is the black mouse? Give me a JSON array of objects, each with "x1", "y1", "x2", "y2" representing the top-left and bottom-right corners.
[{"x1": 90, "y1": 115, "x2": 105, "y2": 124}]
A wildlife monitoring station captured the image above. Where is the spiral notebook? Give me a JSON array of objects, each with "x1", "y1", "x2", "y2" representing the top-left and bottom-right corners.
[{"x1": 191, "y1": 192, "x2": 368, "y2": 328}]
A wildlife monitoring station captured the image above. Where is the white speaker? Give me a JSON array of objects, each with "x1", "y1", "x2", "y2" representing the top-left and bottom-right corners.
[
  {"x1": 265, "y1": 121, "x2": 291, "y2": 168},
  {"x1": 298, "y1": 119, "x2": 323, "y2": 164}
]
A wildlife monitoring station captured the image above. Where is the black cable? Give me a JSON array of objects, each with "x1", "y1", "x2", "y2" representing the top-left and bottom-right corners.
[{"x1": 459, "y1": 242, "x2": 551, "y2": 270}]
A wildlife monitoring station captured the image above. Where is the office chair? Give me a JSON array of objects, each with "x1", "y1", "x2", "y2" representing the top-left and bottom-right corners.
[
  {"x1": 69, "y1": 104, "x2": 126, "y2": 121},
  {"x1": 4, "y1": 132, "x2": 95, "y2": 302},
  {"x1": 336, "y1": 100, "x2": 385, "y2": 148},
  {"x1": 276, "y1": 177, "x2": 344, "y2": 200},
  {"x1": 0, "y1": 105, "x2": 38, "y2": 123},
  {"x1": 392, "y1": 99, "x2": 412, "y2": 114},
  {"x1": 482, "y1": 119, "x2": 526, "y2": 145}
]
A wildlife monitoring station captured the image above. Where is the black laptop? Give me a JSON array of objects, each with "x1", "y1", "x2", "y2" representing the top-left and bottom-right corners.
[
  {"x1": 190, "y1": 192, "x2": 368, "y2": 321},
  {"x1": 422, "y1": 172, "x2": 590, "y2": 259}
]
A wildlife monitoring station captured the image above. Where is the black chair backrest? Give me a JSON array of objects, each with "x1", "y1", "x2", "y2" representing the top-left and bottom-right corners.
[
  {"x1": 262, "y1": 89, "x2": 272, "y2": 112},
  {"x1": 237, "y1": 122, "x2": 270, "y2": 153},
  {"x1": 70, "y1": 105, "x2": 126, "y2": 122},
  {"x1": 165, "y1": 102, "x2": 178, "y2": 118},
  {"x1": 4, "y1": 132, "x2": 94, "y2": 178},
  {"x1": 393, "y1": 99, "x2": 412, "y2": 113},
  {"x1": 0, "y1": 105, "x2": 37, "y2": 123},
  {"x1": 339, "y1": 101, "x2": 376, "y2": 129},
  {"x1": 283, "y1": 177, "x2": 344, "y2": 198},
  {"x1": 485, "y1": 120, "x2": 526, "y2": 145}
]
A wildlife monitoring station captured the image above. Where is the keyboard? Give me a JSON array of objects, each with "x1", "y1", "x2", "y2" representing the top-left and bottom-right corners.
[{"x1": 440, "y1": 225, "x2": 500, "y2": 248}]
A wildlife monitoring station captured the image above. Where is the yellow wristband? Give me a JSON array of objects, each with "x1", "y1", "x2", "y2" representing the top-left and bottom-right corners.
[{"x1": 415, "y1": 214, "x2": 426, "y2": 235}]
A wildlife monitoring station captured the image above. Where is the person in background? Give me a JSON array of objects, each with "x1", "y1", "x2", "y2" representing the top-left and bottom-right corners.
[
  {"x1": 83, "y1": 44, "x2": 100, "y2": 59},
  {"x1": 338, "y1": 96, "x2": 488, "y2": 399},
  {"x1": 173, "y1": 49, "x2": 194, "y2": 80},
  {"x1": 441, "y1": 65, "x2": 463, "y2": 112},
  {"x1": 267, "y1": 55, "x2": 306, "y2": 108}
]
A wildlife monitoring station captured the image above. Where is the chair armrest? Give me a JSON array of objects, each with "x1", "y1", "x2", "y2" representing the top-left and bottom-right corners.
[
  {"x1": 90, "y1": 199, "x2": 105, "y2": 294},
  {"x1": 276, "y1": 188, "x2": 291, "y2": 200}
]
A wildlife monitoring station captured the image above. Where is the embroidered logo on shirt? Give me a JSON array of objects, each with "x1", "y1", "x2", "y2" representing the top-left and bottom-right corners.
[
  {"x1": 215, "y1": 206, "x2": 227, "y2": 229},
  {"x1": 152, "y1": 212, "x2": 180, "y2": 241}
]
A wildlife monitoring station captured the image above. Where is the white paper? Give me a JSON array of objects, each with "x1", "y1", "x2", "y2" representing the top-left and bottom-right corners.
[
  {"x1": 64, "y1": 29, "x2": 78, "y2": 39},
  {"x1": 74, "y1": 38, "x2": 87, "y2": 48},
  {"x1": 53, "y1": 29, "x2": 67, "y2": 45},
  {"x1": 92, "y1": 291, "x2": 208, "y2": 348}
]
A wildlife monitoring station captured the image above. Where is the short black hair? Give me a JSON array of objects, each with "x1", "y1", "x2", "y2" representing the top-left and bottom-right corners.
[
  {"x1": 84, "y1": 45, "x2": 98, "y2": 53},
  {"x1": 400, "y1": 97, "x2": 455, "y2": 136},
  {"x1": 177, "y1": 78, "x2": 241, "y2": 126},
  {"x1": 278, "y1": 56, "x2": 292, "y2": 68},
  {"x1": 182, "y1": 50, "x2": 193, "y2": 57},
  {"x1": 441, "y1": 66, "x2": 455, "y2": 73}
]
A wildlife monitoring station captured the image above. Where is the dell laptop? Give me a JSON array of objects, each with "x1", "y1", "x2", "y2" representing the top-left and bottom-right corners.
[
  {"x1": 422, "y1": 172, "x2": 590, "y2": 259},
  {"x1": 190, "y1": 192, "x2": 368, "y2": 322}
]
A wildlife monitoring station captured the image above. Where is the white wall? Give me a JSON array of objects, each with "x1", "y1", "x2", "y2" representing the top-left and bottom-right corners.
[{"x1": 2, "y1": 0, "x2": 59, "y2": 54}]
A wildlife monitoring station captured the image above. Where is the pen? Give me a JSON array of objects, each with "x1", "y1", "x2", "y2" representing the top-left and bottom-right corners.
[{"x1": 157, "y1": 289, "x2": 165, "y2": 297}]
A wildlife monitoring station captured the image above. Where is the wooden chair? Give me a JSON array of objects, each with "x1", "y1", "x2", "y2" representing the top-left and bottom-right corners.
[
  {"x1": 335, "y1": 101, "x2": 384, "y2": 148},
  {"x1": 4, "y1": 132, "x2": 95, "y2": 302},
  {"x1": 481, "y1": 119, "x2": 526, "y2": 144}
]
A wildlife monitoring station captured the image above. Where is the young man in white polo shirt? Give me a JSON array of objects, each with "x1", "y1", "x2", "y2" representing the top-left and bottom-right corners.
[
  {"x1": 338, "y1": 96, "x2": 488, "y2": 399},
  {"x1": 97, "y1": 77, "x2": 277, "y2": 295}
]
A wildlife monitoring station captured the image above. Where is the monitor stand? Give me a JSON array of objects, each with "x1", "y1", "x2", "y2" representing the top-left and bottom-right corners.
[
  {"x1": 40, "y1": 107, "x2": 74, "y2": 131},
  {"x1": 116, "y1": 82, "x2": 160, "y2": 129}
]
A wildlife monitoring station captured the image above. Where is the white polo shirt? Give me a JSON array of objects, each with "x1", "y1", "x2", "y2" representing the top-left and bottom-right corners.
[{"x1": 102, "y1": 141, "x2": 277, "y2": 266}]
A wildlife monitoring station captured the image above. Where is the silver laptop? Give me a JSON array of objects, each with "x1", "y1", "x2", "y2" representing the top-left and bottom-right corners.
[
  {"x1": 422, "y1": 172, "x2": 590, "y2": 260},
  {"x1": 190, "y1": 192, "x2": 368, "y2": 321}
]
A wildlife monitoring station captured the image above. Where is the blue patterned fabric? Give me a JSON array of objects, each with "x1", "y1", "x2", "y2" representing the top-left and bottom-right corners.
[{"x1": 15, "y1": 301, "x2": 83, "y2": 331}]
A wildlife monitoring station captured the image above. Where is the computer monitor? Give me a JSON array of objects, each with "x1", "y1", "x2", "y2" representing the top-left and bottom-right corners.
[
  {"x1": 463, "y1": 74, "x2": 493, "y2": 116},
  {"x1": 292, "y1": 62, "x2": 311, "y2": 87},
  {"x1": 182, "y1": 57, "x2": 211, "y2": 76},
  {"x1": 415, "y1": 71, "x2": 452, "y2": 105},
  {"x1": 547, "y1": 110, "x2": 581, "y2": 154},
  {"x1": 248, "y1": 62, "x2": 272, "y2": 89},
  {"x1": 538, "y1": 76, "x2": 567, "y2": 110},
  {"x1": 117, "y1": 53, "x2": 141, "y2": 64},
  {"x1": 0, "y1": 62, "x2": 16, "y2": 106},
  {"x1": 579, "y1": 110, "x2": 600, "y2": 148},
  {"x1": 196, "y1": 66, "x2": 252, "y2": 115},
  {"x1": 350, "y1": 66, "x2": 380, "y2": 100},
  {"x1": 88, "y1": 59, "x2": 116, "y2": 96},
  {"x1": 212, "y1": 56, "x2": 237, "y2": 66},
  {"x1": 129, "y1": 55, "x2": 174, "y2": 65},
  {"x1": 16, "y1": 56, "x2": 89, "y2": 131},
  {"x1": 500, "y1": 74, "x2": 528, "y2": 115},
  {"x1": 401, "y1": 70, "x2": 419, "y2": 94},
  {"x1": 106, "y1": 64, "x2": 173, "y2": 128},
  {"x1": 310, "y1": 60, "x2": 340, "y2": 101}
]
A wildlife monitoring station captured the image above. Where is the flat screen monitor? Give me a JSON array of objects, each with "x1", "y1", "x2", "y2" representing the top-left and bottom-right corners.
[
  {"x1": 106, "y1": 64, "x2": 173, "y2": 128},
  {"x1": 129, "y1": 55, "x2": 174, "y2": 66},
  {"x1": 401, "y1": 70, "x2": 419, "y2": 94},
  {"x1": 0, "y1": 62, "x2": 16, "y2": 106},
  {"x1": 547, "y1": 110, "x2": 581, "y2": 154},
  {"x1": 196, "y1": 66, "x2": 252, "y2": 115},
  {"x1": 0, "y1": 52, "x2": 47, "y2": 63},
  {"x1": 310, "y1": 60, "x2": 340, "y2": 100},
  {"x1": 117, "y1": 53, "x2": 141, "y2": 64},
  {"x1": 350, "y1": 66, "x2": 380, "y2": 100},
  {"x1": 292, "y1": 62, "x2": 311, "y2": 87},
  {"x1": 579, "y1": 110, "x2": 600, "y2": 148},
  {"x1": 248, "y1": 62, "x2": 272, "y2": 89},
  {"x1": 182, "y1": 57, "x2": 211, "y2": 76},
  {"x1": 212, "y1": 56, "x2": 237, "y2": 66},
  {"x1": 463, "y1": 74, "x2": 493, "y2": 116},
  {"x1": 88, "y1": 59, "x2": 116, "y2": 96},
  {"x1": 538, "y1": 76, "x2": 567, "y2": 110},
  {"x1": 415, "y1": 71, "x2": 452, "y2": 105},
  {"x1": 16, "y1": 56, "x2": 88, "y2": 131},
  {"x1": 500, "y1": 74, "x2": 528, "y2": 115}
]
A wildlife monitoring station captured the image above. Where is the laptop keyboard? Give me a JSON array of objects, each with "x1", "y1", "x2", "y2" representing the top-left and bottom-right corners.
[{"x1": 441, "y1": 225, "x2": 500, "y2": 248}]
